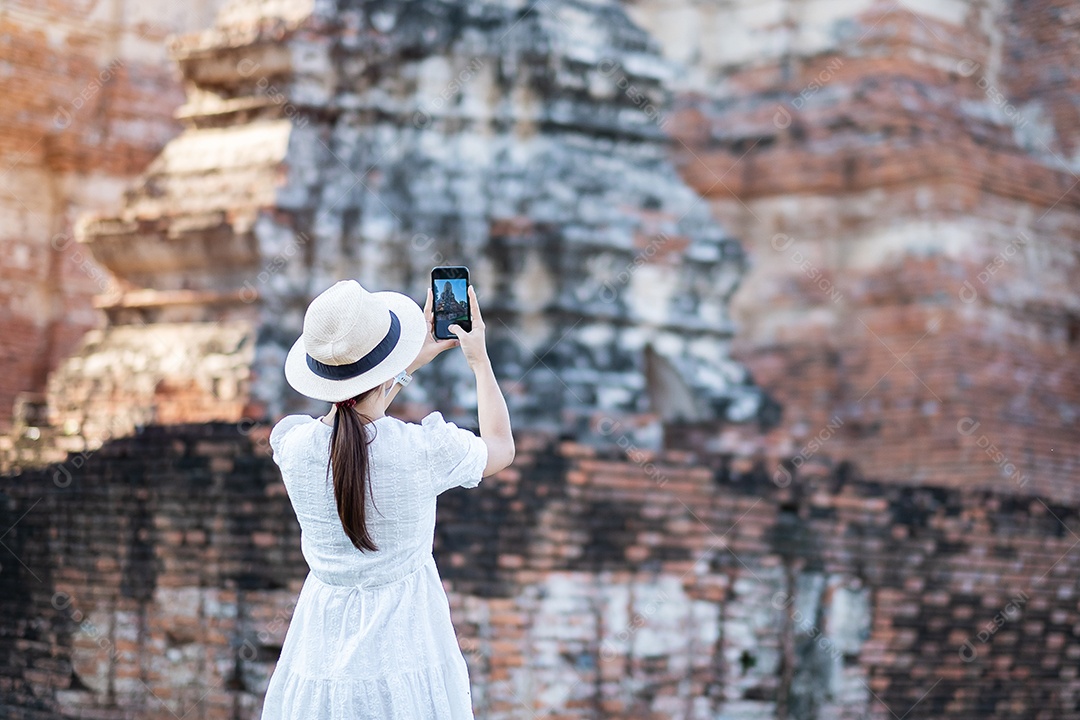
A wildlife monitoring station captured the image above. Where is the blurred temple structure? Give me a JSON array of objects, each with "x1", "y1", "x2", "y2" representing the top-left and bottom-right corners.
[{"x1": 1, "y1": 0, "x2": 1079, "y2": 718}]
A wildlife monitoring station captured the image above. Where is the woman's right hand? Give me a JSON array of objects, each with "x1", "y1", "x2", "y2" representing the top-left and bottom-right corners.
[
  {"x1": 448, "y1": 285, "x2": 489, "y2": 372},
  {"x1": 450, "y1": 285, "x2": 514, "y2": 475}
]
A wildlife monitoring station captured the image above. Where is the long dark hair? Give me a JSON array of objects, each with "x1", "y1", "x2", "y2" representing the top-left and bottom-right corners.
[{"x1": 326, "y1": 384, "x2": 384, "y2": 552}]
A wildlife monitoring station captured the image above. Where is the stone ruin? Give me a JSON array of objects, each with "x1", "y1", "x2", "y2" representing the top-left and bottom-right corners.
[
  {"x1": 38, "y1": 0, "x2": 768, "y2": 459},
  {"x1": 2, "y1": 0, "x2": 1080, "y2": 718}
]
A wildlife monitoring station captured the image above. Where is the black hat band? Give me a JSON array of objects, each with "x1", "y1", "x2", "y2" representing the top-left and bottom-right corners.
[{"x1": 305, "y1": 310, "x2": 401, "y2": 380}]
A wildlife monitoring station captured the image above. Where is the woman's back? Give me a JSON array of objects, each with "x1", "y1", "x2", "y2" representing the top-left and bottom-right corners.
[
  {"x1": 270, "y1": 411, "x2": 488, "y2": 589},
  {"x1": 261, "y1": 279, "x2": 512, "y2": 719},
  {"x1": 262, "y1": 410, "x2": 488, "y2": 719}
]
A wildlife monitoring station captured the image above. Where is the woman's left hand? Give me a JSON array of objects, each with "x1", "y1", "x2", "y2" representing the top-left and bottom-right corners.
[{"x1": 409, "y1": 287, "x2": 459, "y2": 371}]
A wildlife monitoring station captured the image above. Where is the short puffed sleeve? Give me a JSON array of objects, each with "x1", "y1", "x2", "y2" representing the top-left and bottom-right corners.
[
  {"x1": 269, "y1": 415, "x2": 311, "y2": 465},
  {"x1": 422, "y1": 411, "x2": 489, "y2": 496}
]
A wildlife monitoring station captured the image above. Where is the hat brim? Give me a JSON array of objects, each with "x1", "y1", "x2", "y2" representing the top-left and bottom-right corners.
[{"x1": 284, "y1": 290, "x2": 428, "y2": 403}]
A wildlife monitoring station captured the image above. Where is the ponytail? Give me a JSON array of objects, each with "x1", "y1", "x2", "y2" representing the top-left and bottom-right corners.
[{"x1": 326, "y1": 385, "x2": 383, "y2": 552}]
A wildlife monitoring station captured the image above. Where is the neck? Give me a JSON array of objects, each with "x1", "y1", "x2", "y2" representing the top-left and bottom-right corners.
[{"x1": 320, "y1": 393, "x2": 387, "y2": 426}]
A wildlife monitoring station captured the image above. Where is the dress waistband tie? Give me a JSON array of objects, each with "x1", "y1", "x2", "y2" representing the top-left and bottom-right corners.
[{"x1": 311, "y1": 551, "x2": 434, "y2": 590}]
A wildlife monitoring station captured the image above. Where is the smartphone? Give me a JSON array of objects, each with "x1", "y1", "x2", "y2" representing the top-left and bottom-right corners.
[{"x1": 431, "y1": 266, "x2": 471, "y2": 340}]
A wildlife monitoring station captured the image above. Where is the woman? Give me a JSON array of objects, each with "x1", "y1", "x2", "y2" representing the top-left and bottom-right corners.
[{"x1": 261, "y1": 279, "x2": 514, "y2": 719}]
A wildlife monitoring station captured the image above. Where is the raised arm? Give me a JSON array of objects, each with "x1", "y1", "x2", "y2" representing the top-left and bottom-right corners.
[
  {"x1": 385, "y1": 286, "x2": 458, "y2": 406},
  {"x1": 449, "y1": 286, "x2": 515, "y2": 476}
]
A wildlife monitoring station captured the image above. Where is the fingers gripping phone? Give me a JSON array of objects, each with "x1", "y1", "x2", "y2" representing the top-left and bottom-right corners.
[{"x1": 431, "y1": 266, "x2": 471, "y2": 340}]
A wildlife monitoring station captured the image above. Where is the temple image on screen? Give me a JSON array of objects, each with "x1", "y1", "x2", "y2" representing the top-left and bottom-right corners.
[{"x1": 434, "y1": 279, "x2": 469, "y2": 336}]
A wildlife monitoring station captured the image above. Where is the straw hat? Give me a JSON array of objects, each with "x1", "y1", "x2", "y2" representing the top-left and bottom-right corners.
[{"x1": 284, "y1": 280, "x2": 427, "y2": 402}]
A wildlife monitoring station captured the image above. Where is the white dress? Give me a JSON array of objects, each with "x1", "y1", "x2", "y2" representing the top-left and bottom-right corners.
[{"x1": 261, "y1": 411, "x2": 488, "y2": 719}]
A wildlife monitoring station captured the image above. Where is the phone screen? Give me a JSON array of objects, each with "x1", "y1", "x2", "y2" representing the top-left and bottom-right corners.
[{"x1": 431, "y1": 266, "x2": 471, "y2": 340}]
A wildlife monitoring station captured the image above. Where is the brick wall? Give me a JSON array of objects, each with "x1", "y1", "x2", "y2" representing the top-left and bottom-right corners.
[
  {"x1": 0, "y1": 0, "x2": 228, "y2": 432},
  {"x1": 2, "y1": 1, "x2": 1078, "y2": 718},
  {"x1": 1002, "y1": 0, "x2": 1080, "y2": 160},
  {"x1": 2, "y1": 422, "x2": 1078, "y2": 718},
  {"x1": 0, "y1": 422, "x2": 302, "y2": 719},
  {"x1": 625, "y1": 0, "x2": 1080, "y2": 501}
]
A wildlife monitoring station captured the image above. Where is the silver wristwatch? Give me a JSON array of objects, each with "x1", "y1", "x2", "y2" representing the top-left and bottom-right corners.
[{"x1": 394, "y1": 370, "x2": 413, "y2": 387}]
